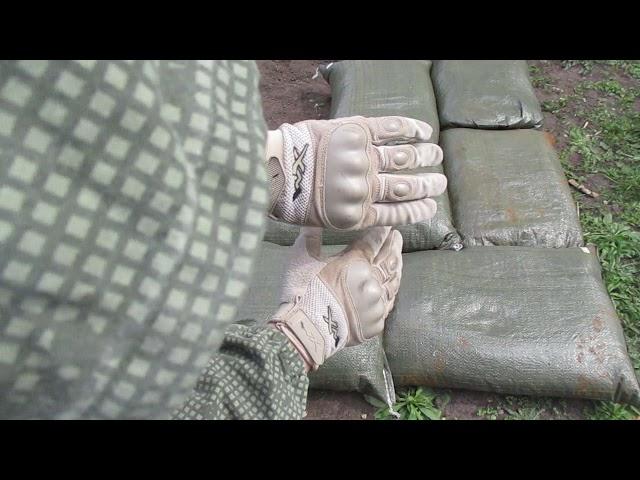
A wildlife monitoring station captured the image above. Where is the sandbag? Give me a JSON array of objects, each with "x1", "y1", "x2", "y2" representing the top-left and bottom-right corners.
[
  {"x1": 384, "y1": 246, "x2": 640, "y2": 406},
  {"x1": 324, "y1": 60, "x2": 440, "y2": 141},
  {"x1": 234, "y1": 241, "x2": 396, "y2": 405},
  {"x1": 442, "y1": 128, "x2": 584, "y2": 248},
  {"x1": 432, "y1": 60, "x2": 543, "y2": 130},
  {"x1": 264, "y1": 60, "x2": 462, "y2": 252}
]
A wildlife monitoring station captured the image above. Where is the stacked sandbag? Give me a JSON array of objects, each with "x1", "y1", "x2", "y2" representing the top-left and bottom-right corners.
[
  {"x1": 264, "y1": 60, "x2": 462, "y2": 252},
  {"x1": 384, "y1": 246, "x2": 640, "y2": 406},
  {"x1": 381, "y1": 61, "x2": 640, "y2": 406},
  {"x1": 234, "y1": 242, "x2": 396, "y2": 406},
  {"x1": 256, "y1": 60, "x2": 639, "y2": 408},
  {"x1": 325, "y1": 60, "x2": 440, "y2": 140},
  {"x1": 432, "y1": 60, "x2": 543, "y2": 130},
  {"x1": 441, "y1": 128, "x2": 584, "y2": 247}
]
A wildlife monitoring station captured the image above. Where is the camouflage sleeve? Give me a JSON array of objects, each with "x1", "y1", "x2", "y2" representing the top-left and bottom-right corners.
[
  {"x1": 173, "y1": 324, "x2": 309, "y2": 420},
  {"x1": 0, "y1": 60, "x2": 269, "y2": 419}
]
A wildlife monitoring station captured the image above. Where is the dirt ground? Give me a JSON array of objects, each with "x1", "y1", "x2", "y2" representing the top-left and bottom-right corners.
[
  {"x1": 256, "y1": 60, "x2": 331, "y2": 129},
  {"x1": 255, "y1": 60, "x2": 612, "y2": 420}
]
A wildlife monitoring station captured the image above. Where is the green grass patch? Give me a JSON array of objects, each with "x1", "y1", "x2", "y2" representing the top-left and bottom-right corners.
[
  {"x1": 374, "y1": 387, "x2": 448, "y2": 420},
  {"x1": 585, "y1": 401, "x2": 640, "y2": 420},
  {"x1": 562, "y1": 60, "x2": 640, "y2": 78},
  {"x1": 476, "y1": 397, "x2": 569, "y2": 420},
  {"x1": 530, "y1": 64, "x2": 553, "y2": 90},
  {"x1": 542, "y1": 97, "x2": 569, "y2": 114},
  {"x1": 564, "y1": 81, "x2": 639, "y2": 201}
]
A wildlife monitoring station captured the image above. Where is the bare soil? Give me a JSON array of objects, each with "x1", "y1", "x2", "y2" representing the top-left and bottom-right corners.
[{"x1": 256, "y1": 60, "x2": 331, "y2": 129}]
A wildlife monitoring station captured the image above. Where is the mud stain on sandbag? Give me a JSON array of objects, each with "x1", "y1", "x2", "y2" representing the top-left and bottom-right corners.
[
  {"x1": 543, "y1": 131, "x2": 557, "y2": 147},
  {"x1": 575, "y1": 374, "x2": 594, "y2": 397},
  {"x1": 505, "y1": 207, "x2": 519, "y2": 224},
  {"x1": 575, "y1": 313, "x2": 614, "y2": 393},
  {"x1": 433, "y1": 351, "x2": 447, "y2": 374},
  {"x1": 593, "y1": 314, "x2": 605, "y2": 333}
]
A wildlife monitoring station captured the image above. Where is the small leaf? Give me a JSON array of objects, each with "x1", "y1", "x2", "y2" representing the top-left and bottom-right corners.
[{"x1": 420, "y1": 405, "x2": 442, "y2": 420}]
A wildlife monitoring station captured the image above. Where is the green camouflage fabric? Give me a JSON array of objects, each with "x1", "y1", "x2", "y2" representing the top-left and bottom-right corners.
[
  {"x1": 173, "y1": 324, "x2": 308, "y2": 420},
  {"x1": 0, "y1": 60, "x2": 307, "y2": 419}
]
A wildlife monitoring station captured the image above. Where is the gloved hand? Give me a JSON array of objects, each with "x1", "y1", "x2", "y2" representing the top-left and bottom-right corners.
[
  {"x1": 265, "y1": 116, "x2": 447, "y2": 230},
  {"x1": 269, "y1": 226, "x2": 403, "y2": 371}
]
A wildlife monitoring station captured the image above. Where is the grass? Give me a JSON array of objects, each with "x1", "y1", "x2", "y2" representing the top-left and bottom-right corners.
[
  {"x1": 476, "y1": 397, "x2": 569, "y2": 420},
  {"x1": 530, "y1": 64, "x2": 553, "y2": 90},
  {"x1": 541, "y1": 95, "x2": 569, "y2": 114},
  {"x1": 374, "y1": 387, "x2": 447, "y2": 420},
  {"x1": 561, "y1": 60, "x2": 640, "y2": 79},
  {"x1": 585, "y1": 401, "x2": 640, "y2": 420}
]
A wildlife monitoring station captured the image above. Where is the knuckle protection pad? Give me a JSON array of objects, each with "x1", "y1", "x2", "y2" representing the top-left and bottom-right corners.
[
  {"x1": 380, "y1": 117, "x2": 404, "y2": 136},
  {"x1": 388, "y1": 146, "x2": 413, "y2": 169},
  {"x1": 387, "y1": 179, "x2": 412, "y2": 200},
  {"x1": 322, "y1": 123, "x2": 371, "y2": 229}
]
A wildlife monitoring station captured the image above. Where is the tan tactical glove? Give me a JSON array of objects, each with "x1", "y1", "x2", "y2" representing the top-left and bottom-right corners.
[
  {"x1": 269, "y1": 226, "x2": 403, "y2": 371},
  {"x1": 265, "y1": 116, "x2": 447, "y2": 230}
]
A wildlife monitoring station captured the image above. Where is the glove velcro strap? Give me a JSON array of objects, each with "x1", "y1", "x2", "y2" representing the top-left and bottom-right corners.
[{"x1": 269, "y1": 308, "x2": 326, "y2": 370}]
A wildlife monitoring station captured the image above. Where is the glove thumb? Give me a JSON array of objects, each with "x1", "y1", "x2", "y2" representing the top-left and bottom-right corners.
[{"x1": 280, "y1": 227, "x2": 325, "y2": 303}]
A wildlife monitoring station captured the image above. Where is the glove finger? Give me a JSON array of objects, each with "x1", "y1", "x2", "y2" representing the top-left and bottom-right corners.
[
  {"x1": 385, "y1": 273, "x2": 401, "y2": 302},
  {"x1": 294, "y1": 226, "x2": 323, "y2": 260},
  {"x1": 374, "y1": 229, "x2": 403, "y2": 273},
  {"x1": 376, "y1": 173, "x2": 447, "y2": 203},
  {"x1": 365, "y1": 116, "x2": 434, "y2": 146},
  {"x1": 372, "y1": 230, "x2": 402, "y2": 319},
  {"x1": 344, "y1": 226, "x2": 392, "y2": 262},
  {"x1": 375, "y1": 143, "x2": 443, "y2": 172},
  {"x1": 371, "y1": 198, "x2": 438, "y2": 226},
  {"x1": 381, "y1": 252, "x2": 402, "y2": 317}
]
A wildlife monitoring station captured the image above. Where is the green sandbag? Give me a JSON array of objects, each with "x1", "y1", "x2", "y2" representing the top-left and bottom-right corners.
[
  {"x1": 432, "y1": 60, "x2": 543, "y2": 130},
  {"x1": 384, "y1": 246, "x2": 640, "y2": 406},
  {"x1": 234, "y1": 241, "x2": 396, "y2": 405},
  {"x1": 442, "y1": 128, "x2": 584, "y2": 248},
  {"x1": 324, "y1": 60, "x2": 440, "y2": 141},
  {"x1": 264, "y1": 60, "x2": 462, "y2": 252}
]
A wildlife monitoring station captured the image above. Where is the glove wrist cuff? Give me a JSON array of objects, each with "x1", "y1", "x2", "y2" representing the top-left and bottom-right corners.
[
  {"x1": 265, "y1": 130, "x2": 285, "y2": 216},
  {"x1": 268, "y1": 123, "x2": 314, "y2": 225},
  {"x1": 269, "y1": 306, "x2": 326, "y2": 371}
]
